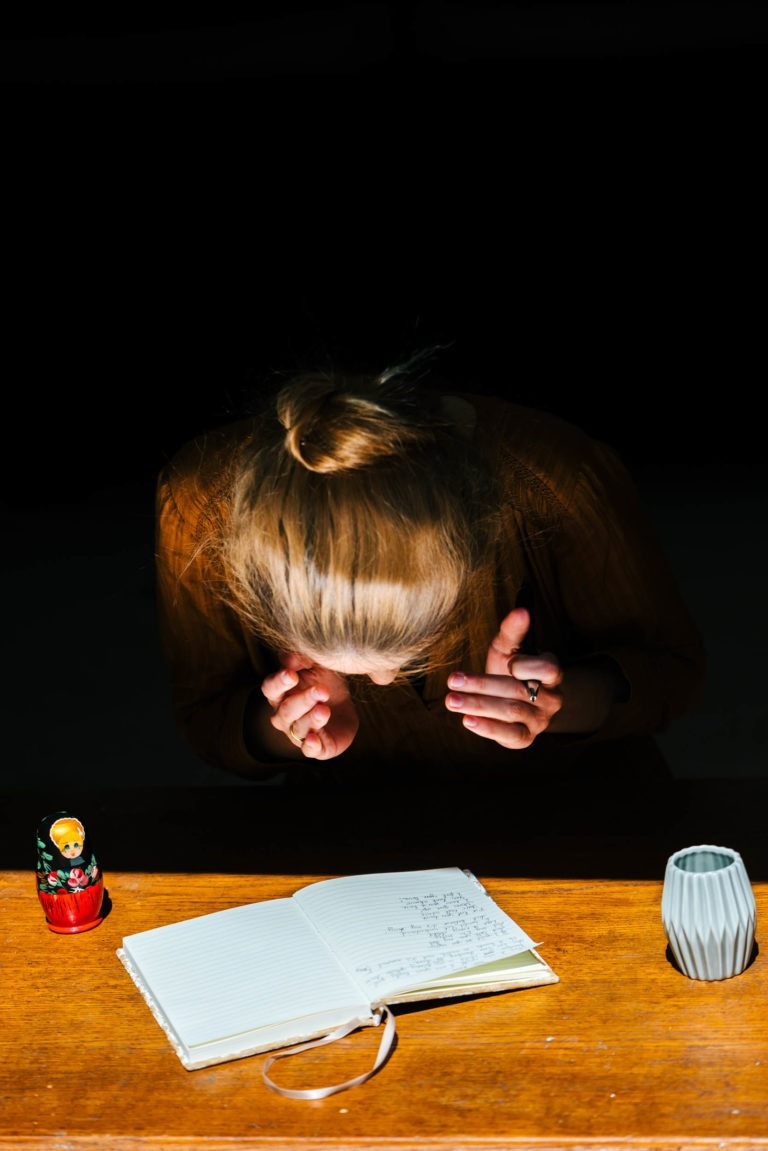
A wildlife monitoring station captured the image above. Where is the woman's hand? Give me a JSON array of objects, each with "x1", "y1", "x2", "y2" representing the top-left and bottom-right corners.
[
  {"x1": 445, "y1": 607, "x2": 564, "y2": 749},
  {"x1": 260, "y1": 653, "x2": 360, "y2": 760}
]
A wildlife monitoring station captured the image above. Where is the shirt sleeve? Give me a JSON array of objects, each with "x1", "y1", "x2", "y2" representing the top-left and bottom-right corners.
[{"x1": 509, "y1": 423, "x2": 708, "y2": 744}]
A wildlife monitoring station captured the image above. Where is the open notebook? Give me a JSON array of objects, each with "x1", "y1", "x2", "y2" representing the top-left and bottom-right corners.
[{"x1": 117, "y1": 867, "x2": 558, "y2": 1096}]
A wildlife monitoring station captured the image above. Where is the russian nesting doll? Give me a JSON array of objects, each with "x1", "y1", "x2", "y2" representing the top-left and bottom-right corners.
[{"x1": 36, "y1": 811, "x2": 104, "y2": 933}]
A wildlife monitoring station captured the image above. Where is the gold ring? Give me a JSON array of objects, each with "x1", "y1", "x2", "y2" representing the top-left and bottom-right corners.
[{"x1": 288, "y1": 721, "x2": 305, "y2": 748}]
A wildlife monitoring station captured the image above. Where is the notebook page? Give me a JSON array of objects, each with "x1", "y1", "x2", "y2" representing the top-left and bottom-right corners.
[
  {"x1": 121, "y1": 899, "x2": 370, "y2": 1050},
  {"x1": 294, "y1": 867, "x2": 536, "y2": 1001}
]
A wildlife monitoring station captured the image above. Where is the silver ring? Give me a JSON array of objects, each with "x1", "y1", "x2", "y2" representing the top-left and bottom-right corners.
[
  {"x1": 288, "y1": 721, "x2": 305, "y2": 748},
  {"x1": 526, "y1": 680, "x2": 541, "y2": 704}
]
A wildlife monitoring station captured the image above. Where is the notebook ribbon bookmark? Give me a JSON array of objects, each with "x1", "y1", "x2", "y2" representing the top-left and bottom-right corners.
[{"x1": 262, "y1": 1006, "x2": 396, "y2": 1100}]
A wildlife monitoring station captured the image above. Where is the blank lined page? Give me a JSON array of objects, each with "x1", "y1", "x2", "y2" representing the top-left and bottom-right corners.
[{"x1": 121, "y1": 899, "x2": 370, "y2": 1050}]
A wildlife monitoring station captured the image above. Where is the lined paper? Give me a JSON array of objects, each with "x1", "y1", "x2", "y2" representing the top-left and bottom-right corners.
[
  {"x1": 119, "y1": 868, "x2": 549, "y2": 1068},
  {"x1": 294, "y1": 867, "x2": 536, "y2": 999},
  {"x1": 122, "y1": 899, "x2": 369, "y2": 1049}
]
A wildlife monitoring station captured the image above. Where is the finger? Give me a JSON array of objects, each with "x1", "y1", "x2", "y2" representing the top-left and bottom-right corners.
[
  {"x1": 287, "y1": 719, "x2": 306, "y2": 749},
  {"x1": 282, "y1": 701, "x2": 331, "y2": 748},
  {"x1": 270, "y1": 684, "x2": 329, "y2": 733},
  {"x1": 446, "y1": 687, "x2": 535, "y2": 724},
  {"x1": 461, "y1": 714, "x2": 535, "y2": 749},
  {"x1": 298, "y1": 729, "x2": 331, "y2": 760},
  {"x1": 261, "y1": 668, "x2": 299, "y2": 708},
  {"x1": 288, "y1": 697, "x2": 331, "y2": 735},
  {"x1": 485, "y1": 607, "x2": 531, "y2": 676},
  {"x1": 504, "y1": 653, "x2": 563, "y2": 690},
  {"x1": 289, "y1": 718, "x2": 327, "y2": 752},
  {"x1": 447, "y1": 669, "x2": 540, "y2": 701}
]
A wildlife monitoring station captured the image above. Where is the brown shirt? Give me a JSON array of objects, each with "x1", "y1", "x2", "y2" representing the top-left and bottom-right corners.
[{"x1": 155, "y1": 394, "x2": 707, "y2": 783}]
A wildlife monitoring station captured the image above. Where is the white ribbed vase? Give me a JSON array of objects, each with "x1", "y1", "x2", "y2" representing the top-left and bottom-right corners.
[{"x1": 661, "y1": 844, "x2": 757, "y2": 981}]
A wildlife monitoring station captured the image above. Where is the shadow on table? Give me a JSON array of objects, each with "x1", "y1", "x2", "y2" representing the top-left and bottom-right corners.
[{"x1": 8, "y1": 777, "x2": 768, "y2": 880}]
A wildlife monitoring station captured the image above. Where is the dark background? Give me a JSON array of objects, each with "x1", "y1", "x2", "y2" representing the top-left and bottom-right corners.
[
  {"x1": 3, "y1": 4, "x2": 766, "y2": 800},
  {"x1": 4, "y1": 4, "x2": 767, "y2": 502}
]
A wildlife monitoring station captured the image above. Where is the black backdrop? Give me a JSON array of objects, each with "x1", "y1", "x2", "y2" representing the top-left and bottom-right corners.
[
  {"x1": 4, "y1": 4, "x2": 766, "y2": 508},
  {"x1": 10, "y1": 206, "x2": 763, "y2": 509}
]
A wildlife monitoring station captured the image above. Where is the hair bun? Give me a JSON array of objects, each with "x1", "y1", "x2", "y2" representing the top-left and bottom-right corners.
[{"x1": 276, "y1": 374, "x2": 431, "y2": 475}]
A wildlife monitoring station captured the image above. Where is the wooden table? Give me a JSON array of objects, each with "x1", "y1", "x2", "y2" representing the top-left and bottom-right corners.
[{"x1": 2, "y1": 871, "x2": 765, "y2": 1150}]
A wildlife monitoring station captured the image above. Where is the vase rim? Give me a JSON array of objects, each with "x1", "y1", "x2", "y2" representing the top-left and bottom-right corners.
[{"x1": 668, "y1": 843, "x2": 742, "y2": 875}]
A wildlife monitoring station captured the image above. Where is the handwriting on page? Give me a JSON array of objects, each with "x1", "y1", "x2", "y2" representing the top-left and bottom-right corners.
[
  {"x1": 391, "y1": 891, "x2": 512, "y2": 945},
  {"x1": 356, "y1": 891, "x2": 521, "y2": 994},
  {"x1": 296, "y1": 870, "x2": 535, "y2": 1000}
]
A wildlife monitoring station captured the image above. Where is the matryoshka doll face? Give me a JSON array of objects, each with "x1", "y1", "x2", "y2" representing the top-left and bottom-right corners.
[{"x1": 49, "y1": 817, "x2": 85, "y2": 859}]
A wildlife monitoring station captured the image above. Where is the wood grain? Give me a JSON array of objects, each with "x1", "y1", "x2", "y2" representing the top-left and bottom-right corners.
[{"x1": 2, "y1": 872, "x2": 765, "y2": 1149}]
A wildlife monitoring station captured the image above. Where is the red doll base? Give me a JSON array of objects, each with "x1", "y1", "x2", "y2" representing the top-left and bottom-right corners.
[{"x1": 38, "y1": 880, "x2": 104, "y2": 934}]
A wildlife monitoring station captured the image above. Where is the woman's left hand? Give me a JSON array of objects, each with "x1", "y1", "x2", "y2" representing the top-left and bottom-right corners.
[
  {"x1": 261, "y1": 653, "x2": 360, "y2": 760},
  {"x1": 445, "y1": 607, "x2": 563, "y2": 749}
]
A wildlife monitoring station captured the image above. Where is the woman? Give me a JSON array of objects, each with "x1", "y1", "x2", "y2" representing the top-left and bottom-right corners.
[{"x1": 154, "y1": 357, "x2": 706, "y2": 785}]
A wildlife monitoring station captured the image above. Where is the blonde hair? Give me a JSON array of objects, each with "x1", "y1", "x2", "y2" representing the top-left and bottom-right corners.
[
  {"x1": 50, "y1": 817, "x2": 85, "y2": 853},
  {"x1": 222, "y1": 361, "x2": 500, "y2": 675}
]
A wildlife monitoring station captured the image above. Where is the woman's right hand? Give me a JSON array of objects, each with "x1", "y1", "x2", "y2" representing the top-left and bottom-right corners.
[{"x1": 260, "y1": 654, "x2": 360, "y2": 760}]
